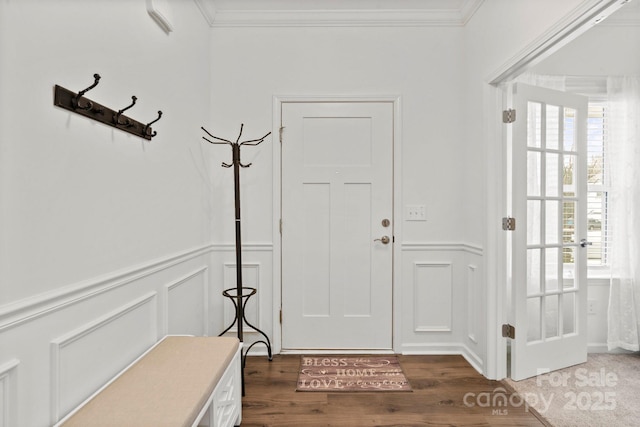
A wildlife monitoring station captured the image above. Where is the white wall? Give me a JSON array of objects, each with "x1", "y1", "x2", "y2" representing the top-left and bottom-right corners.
[
  {"x1": 0, "y1": 0, "x2": 212, "y2": 304},
  {"x1": 208, "y1": 23, "x2": 487, "y2": 366},
  {"x1": 0, "y1": 1, "x2": 216, "y2": 425},
  {"x1": 208, "y1": 0, "x2": 596, "y2": 377},
  {"x1": 209, "y1": 25, "x2": 468, "y2": 244}
]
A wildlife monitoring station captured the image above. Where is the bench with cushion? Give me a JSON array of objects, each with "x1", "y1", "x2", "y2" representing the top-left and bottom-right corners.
[{"x1": 54, "y1": 335, "x2": 242, "y2": 427}]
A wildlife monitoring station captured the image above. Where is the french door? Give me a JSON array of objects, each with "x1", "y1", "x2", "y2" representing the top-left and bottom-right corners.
[{"x1": 510, "y1": 83, "x2": 589, "y2": 380}]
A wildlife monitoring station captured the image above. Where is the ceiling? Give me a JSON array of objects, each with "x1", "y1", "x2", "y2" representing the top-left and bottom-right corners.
[{"x1": 195, "y1": 0, "x2": 486, "y2": 27}]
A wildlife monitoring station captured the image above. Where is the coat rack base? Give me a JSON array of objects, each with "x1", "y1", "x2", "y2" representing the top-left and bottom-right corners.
[{"x1": 219, "y1": 286, "x2": 273, "y2": 395}]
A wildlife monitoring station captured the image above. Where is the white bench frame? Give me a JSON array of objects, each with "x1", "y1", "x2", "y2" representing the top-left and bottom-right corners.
[{"x1": 53, "y1": 335, "x2": 242, "y2": 427}]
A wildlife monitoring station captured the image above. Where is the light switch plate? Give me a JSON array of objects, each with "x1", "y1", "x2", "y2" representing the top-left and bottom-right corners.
[{"x1": 405, "y1": 204, "x2": 427, "y2": 221}]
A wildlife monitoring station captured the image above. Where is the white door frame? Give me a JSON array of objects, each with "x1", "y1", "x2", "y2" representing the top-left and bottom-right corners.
[
  {"x1": 272, "y1": 95, "x2": 402, "y2": 354},
  {"x1": 483, "y1": 0, "x2": 626, "y2": 380}
]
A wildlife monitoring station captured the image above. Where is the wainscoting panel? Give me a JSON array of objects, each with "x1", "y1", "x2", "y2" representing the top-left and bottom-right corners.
[
  {"x1": 222, "y1": 263, "x2": 260, "y2": 333},
  {"x1": 210, "y1": 246, "x2": 273, "y2": 355},
  {"x1": 413, "y1": 262, "x2": 453, "y2": 332},
  {"x1": 1, "y1": 246, "x2": 212, "y2": 426},
  {"x1": 166, "y1": 267, "x2": 208, "y2": 336},
  {"x1": 399, "y1": 243, "x2": 484, "y2": 374},
  {"x1": 467, "y1": 264, "x2": 479, "y2": 344},
  {"x1": 0, "y1": 359, "x2": 18, "y2": 427},
  {"x1": 50, "y1": 293, "x2": 158, "y2": 423}
]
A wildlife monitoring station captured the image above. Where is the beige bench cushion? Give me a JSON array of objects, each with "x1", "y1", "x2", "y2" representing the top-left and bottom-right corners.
[{"x1": 61, "y1": 336, "x2": 240, "y2": 427}]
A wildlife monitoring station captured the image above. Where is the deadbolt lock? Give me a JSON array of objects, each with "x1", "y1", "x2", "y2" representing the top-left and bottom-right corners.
[{"x1": 381, "y1": 219, "x2": 390, "y2": 227}]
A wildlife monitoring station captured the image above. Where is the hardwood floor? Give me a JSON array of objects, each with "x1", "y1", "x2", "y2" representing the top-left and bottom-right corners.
[{"x1": 242, "y1": 354, "x2": 546, "y2": 426}]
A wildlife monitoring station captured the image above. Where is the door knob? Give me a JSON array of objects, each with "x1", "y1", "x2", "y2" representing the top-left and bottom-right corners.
[{"x1": 374, "y1": 236, "x2": 390, "y2": 244}]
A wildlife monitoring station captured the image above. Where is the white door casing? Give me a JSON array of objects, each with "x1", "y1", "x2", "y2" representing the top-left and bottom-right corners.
[
  {"x1": 280, "y1": 101, "x2": 394, "y2": 350},
  {"x1": 510, "y1": 83, "x2": 589, "y2": 381}
]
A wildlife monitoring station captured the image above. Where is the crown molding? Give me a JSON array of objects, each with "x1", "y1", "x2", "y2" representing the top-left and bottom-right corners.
[
  {"x1": 196, "y1": 0, "x2": 484, "y2": 28},
  {"x1": 194, "y1": 0, "x2": 217, "y2": 26}
]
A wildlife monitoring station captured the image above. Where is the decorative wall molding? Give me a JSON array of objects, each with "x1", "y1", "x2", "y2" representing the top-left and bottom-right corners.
[
  {"x1": 0, "y1": 359, "x2": 19, "y2": 427},
  {"x1": 413, "y1": 262, "x2": 453, "y2": 332},
  {"x1": 401, "y1": 242, "x2": 483, "y2": 256},
  {"x1": 209, "y1": 9, "x2": 473, "y2": 28},
  {"x1": 165, "y1": 267, "x2": 209, "y2": 336},
  {"x1": 0, "y1": 244, "x2": 212, "y2": 332},
  {"x1": 194, "y1": 0, "x2": 216, "y2": 26},
  {"x1": 463, "y1": 343, "x2": 484, "y2": 374},
  {"x1": 50, "y1": 293, "x2": 157, "y2": 423},
  {"x1": 467, "y1": 264, "x2": 479, "y2": 344},
  {"x1": 210, "y1": 242, "x2": 273, "y2": 252},
  {"x1": 199, "y1": 0, "x2": 484, "y2": 28}
]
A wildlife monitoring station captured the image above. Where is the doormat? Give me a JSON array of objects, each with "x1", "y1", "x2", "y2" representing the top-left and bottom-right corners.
[{"x1": 296, "y1": 356, "x2": 412, "y2": 392}]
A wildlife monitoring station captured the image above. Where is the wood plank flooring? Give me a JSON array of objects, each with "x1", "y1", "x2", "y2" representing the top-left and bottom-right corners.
[{"x1": 242, "y1": 354, "x2": 546, "y2": 426}]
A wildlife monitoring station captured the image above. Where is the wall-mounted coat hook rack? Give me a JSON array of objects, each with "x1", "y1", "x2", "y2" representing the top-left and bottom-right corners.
[{"x1": 54, "y1": 73, "x2": 162, "y2": 140}]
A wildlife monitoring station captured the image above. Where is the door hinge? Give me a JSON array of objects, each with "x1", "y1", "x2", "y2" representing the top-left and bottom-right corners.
[
  {"x1": 502, "y1": 324, "x2": 515, "y2": 339},
  {"x1": 279, "y1": 309, "x2": 283, "y2": 324},
  {"x1": 279, "y1": 126, "x2": 285, "y2": 143},
  {"x1": 503, "y1": 109, "x2": 516, "y2": 123},
  {"x1": 279, "y1": 219, "x2": 283, "y2": 234},
  {"x1": 502, "y1": 217, "x2": 516, "y2": 231}
]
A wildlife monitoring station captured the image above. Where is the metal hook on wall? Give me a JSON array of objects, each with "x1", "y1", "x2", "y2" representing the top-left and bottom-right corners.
[
  {"x1": 54, "y1": 73, "x2": 163, "y2": 140},
  {"x1": 114, "y1": 96, "x2": 137, "y2": 127},
  {"x1": 143, "y1": 111, "x2": 163, "y2": 137},
  {"x1": 72, "y1": 73, "x2": 101, "y2": 110}
]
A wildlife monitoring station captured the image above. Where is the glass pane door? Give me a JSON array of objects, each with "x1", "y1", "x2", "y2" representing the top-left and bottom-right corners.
[{"x1": 511, "y1": 83, "x2": 588, "y2": 381}]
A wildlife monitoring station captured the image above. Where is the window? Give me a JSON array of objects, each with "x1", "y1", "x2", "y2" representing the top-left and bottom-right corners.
[
  {"x1": 561, "y1": 102, "x2": 610, "y2": 267},
  {"x1": 586, "y1": 103, "x2": 609, "y2": 266}
]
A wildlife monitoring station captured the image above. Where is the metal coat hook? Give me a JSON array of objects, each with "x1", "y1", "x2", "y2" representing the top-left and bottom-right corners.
[
  {"x1": 54, "y1": 73, "x2": 163, "y2": 140},
  {"x1": 114, "y1": 96, "x2": 137, "y2": 127},
  {"x1": 72, "y1": 73, "x2": 101, "y2": 111},
  {"x1": 144, "y1": 111, "x2": 163, "y2": 137}
]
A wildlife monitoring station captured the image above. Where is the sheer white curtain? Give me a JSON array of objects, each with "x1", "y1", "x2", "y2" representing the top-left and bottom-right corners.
[{"x1": 606, "y1": 76, "x2": 640, "y2": 351}]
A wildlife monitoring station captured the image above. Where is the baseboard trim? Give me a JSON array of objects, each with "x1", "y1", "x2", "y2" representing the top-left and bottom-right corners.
[{"x1": 400, "y1": 342, "x2": 484, "y2": 375}]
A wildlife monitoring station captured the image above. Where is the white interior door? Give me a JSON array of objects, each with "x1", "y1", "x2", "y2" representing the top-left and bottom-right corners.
[
  {"x1": 281, "y1": 101, "x2": 393, "y2": 351},
  {"x1": 510, "y1": 83, "x2": 589, "y2": 381}
]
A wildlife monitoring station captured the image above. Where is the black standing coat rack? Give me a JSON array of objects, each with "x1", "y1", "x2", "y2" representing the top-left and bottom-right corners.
[{"x1": 201, "y1": 124, "x2": 273, "y2": 369}]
